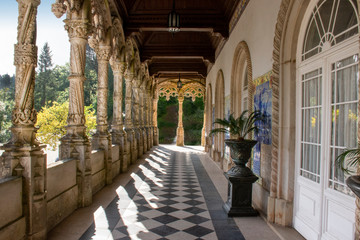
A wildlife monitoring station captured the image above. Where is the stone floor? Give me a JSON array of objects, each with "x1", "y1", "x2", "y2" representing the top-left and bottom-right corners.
[{"x1": 48, "y1": 145, "x2": 305, "y2": 240}]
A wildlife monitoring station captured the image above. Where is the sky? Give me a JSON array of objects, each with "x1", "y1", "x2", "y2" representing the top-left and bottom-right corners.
[{"x1": 0, "y1": 1, "x2": 69, "y2": 75}]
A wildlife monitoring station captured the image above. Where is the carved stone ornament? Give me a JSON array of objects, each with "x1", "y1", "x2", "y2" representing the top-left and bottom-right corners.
[
  {"x1": 12, "y1": 108, "x2": 37, "y2": 125},
  {"x1": 90, "y1": 0, "x2": 111, "y2": 42},
  {"x1": 157, "y1": 81, "x2": 205, "y2": 102},
  {"x1": 68, "y1": 113, "x2": 85, "y2": 125},
  {"x1": 64, "y1": 19, "x2": 90, "y2": 39},
  {"x1": 158, "y1": 82, "x2": 178, "y2": 101},
  {"x1": 51, "y1": 2, "x2": 67, "y2": 18},
  {"x1": 182, "y1": 83, "x2": 205, "y2": 102},
  {"x1": 14, "y1": 43, "x2": 37, "y2": 66},
  {"x1": 51, "y1": 0, "x2": 84, "y2": 18}
]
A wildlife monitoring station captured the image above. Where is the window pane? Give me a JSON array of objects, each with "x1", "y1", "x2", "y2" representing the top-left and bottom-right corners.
[
  {"x1": 301, "y1": 68, "x2": 322, "y2": 183},
  {"x1": 329, "y1": 55, "x2": 358, "y2": 195}
]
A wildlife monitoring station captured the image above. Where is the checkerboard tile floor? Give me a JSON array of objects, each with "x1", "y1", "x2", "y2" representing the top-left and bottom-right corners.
[{"x1": 80, "y1": 147, "x2": 244, "y2": 240}]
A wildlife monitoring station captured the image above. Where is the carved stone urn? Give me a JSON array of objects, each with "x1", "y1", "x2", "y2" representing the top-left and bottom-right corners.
[
  {"x1": 225, "y1": 139, "x2": 257, "y2": 177},
  {"x1": 223, "y1": 139, "x2": 259, "y2": 217}
]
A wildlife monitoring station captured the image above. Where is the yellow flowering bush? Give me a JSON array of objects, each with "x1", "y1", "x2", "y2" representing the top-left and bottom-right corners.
[{"x1": 36, "y1": 101, "x2": 96, "y2": 150}]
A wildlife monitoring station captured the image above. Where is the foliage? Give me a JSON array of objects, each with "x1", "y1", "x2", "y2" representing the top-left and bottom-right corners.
[
  {"x1": 210, "y1": 110, "x2": 264, "y2": 141},
  {"x1": 0, "y1": 88, "x2": 14, "y2": 143},
  {"x1": 36, "y1": 101, "x2": 96, "y2": 150},
  {"x1": 336, "y1": 146, "x2": 360, "y2": 174},
  {"x1": 183, "y1": 97, "x2": 204, "y2": 145},
  {"x1": 158, "y1": 96, "x2": 178, "y2": 144}
]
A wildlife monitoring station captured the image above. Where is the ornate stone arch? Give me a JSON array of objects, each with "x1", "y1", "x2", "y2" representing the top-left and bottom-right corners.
[
  {"x1": 214, "y1": 70, "x2": 225, "y2": 165},
  {"x1": 111, "y1": 17, "x2": 126, "y2": 63},
  {"x1": 230, "y1": 41, "x2": 254, "y2": 117}
]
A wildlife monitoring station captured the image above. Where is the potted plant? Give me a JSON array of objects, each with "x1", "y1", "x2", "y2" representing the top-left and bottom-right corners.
[
  {"x1": 210, "y1": 110, "x2": 264, "y2": 216},
  {"x1": 336, "y1": 146, "x2": 360, "y2": 198},
  {"x1": 210, "y1": 110, "x2": 264, "y2": 177}
]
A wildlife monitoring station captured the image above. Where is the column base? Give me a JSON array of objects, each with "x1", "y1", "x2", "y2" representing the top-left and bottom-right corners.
[
  {"x1": 60, "y1": 136, "x2": 92, "y2": 207},
  {"x1": 176, "y1": 127, "x2": 184, "y2": 146}
]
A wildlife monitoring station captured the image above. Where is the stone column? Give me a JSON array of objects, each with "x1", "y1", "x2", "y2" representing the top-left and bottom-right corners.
[
  {"x1": 133, "y1": 78, "x2": 143, "y2": 158},
  {"x1": 201, "y1": 112, "x2": 206, "y2": 147},
  {"x1": 146, "y1": 88, "x2": 153, "y2": 149},
  {"x1": 91, "y1": 43, "x2": 113, "y2": 185},
  {"x1": 110, "y1": 60, "x2": 128, "y2": 173},
  {"x1": 140, "y1": 84, "x2": 147, "y2": 153},
  {"x1": 145, "y1": 89, "x2": 151, "y2": 150},
  {"x1": 0, "y1": 0, "x2": 47, "y2": 238},
  {"x1": 176, "y1": 94, "x2": 185, "y2": 146},
  {"x1": 153, "y1": 94, "x2": 159, "y2": 146},
  {"x1": 60, "y1": 18, "x2": 92, "y2": 207},
  {"x1": 124, "y1": 72, "x2": 137, "y2": 164}
]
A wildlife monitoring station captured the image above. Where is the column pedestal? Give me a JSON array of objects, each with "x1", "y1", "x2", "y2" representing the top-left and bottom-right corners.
[{"x1": 223, "y1": 173, "x2": 259, "y2": 216}]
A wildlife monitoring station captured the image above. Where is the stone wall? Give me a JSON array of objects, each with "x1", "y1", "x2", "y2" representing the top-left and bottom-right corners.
[{"x1": 0, "y1": 177, "x2": 25, "y2": 240}]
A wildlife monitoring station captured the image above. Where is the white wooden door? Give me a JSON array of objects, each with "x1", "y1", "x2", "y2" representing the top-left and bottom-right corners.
[{"x1": 294, "y1": 46, "x2": 358, "y2": 240}]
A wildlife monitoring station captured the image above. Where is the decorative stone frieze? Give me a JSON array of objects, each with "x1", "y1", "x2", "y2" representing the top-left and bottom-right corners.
[{"x1": 14, "y1": 43, "x2": 37, "y2": 65}]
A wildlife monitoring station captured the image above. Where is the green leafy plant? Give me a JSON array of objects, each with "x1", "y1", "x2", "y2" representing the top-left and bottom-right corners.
[
  {"x1": 210, "y1": 110, "x2": 264, "y2": 141},
  {"x1": 336, "y1": 145, "x2": 360, "y2": 174}
]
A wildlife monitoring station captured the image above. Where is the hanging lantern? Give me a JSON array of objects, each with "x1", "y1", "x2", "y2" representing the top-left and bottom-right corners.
[
  {"x1": 168, "y1": 0, "x2": 180, "y2": 33},
  {"x1": 177, "y1": 74, "x2": 182, "y2": 89}
]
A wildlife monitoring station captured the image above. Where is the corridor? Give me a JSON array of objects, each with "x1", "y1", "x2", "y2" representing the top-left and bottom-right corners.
[{"x1": 47, "y1": 145, "x2": 304, "y2": 240}]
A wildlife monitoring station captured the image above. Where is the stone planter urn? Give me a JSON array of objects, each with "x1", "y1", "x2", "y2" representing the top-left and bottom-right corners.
[{"x1": 223, "y1": 139, "x2": 259, "y2": 217}]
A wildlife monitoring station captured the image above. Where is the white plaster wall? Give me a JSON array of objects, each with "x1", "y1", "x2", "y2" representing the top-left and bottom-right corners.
[{"x1": 207, "y1": 0, "x2": 281, "y2": 100}]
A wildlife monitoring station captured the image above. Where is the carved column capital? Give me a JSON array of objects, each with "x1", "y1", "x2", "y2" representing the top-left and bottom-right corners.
[
  {"x1": 64, "y1": 19, "x2": 90, "y2": 39},
  {"x1": 96, "y1": 45, "x2": 112, "y2": 62},
  {"x1": 110, "y1": 60, "x2": 126, "y2": 74}
]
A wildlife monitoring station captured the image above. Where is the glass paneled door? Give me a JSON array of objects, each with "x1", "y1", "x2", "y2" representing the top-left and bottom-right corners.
[{"x1": 295, "y1": 1, "x2": 358, "y2": 239}]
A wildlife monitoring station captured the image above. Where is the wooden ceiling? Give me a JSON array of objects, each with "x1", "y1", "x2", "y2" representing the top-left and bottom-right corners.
[{"x1": 113, "y1": 0, "x2": 243, "y2": 80}]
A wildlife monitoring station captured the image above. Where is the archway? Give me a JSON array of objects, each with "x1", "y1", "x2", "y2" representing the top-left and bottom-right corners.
[{"x1": 156, "y1": 80, "x2": 205, "y2": 146}]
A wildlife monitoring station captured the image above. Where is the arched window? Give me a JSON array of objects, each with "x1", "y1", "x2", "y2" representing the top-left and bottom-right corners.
[
  {"x1": 302, "y1": 0, "x2": 358, "y2": 60},
  {"x1": 230, "y1": 42, "x2": 252, "y2": 117}
]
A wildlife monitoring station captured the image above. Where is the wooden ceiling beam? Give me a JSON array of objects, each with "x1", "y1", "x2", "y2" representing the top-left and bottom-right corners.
[
  {"x1": 149, "y1": 62, "x2": 207, "y2": 77},
  {"x1": 141, "y1": 47, "x2": 215, "y2": 63}
]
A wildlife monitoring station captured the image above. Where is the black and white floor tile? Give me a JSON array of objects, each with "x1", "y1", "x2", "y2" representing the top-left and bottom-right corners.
[{"x1": 80, "y1": 146, "x2": 245, "y2": 240}]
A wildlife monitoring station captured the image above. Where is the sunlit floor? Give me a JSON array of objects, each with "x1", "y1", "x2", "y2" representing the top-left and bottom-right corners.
[{"x1": 48, "y1": 145, "x2": 304, "y2": 240}]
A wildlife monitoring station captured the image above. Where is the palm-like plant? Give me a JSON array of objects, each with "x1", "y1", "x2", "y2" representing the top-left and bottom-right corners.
[
  {"x1": 336, "y1": 146, "x2": 360, "y2": 174},
  {"x1": 210, "y1": 110, "x2": 264, "y2": 141}
]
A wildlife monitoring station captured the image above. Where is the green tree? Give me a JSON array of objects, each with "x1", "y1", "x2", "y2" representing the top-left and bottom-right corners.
[
  {"x1": 35, "y1": 42, "x2": 54, "y2": 110},
  {"x1": 84, "y1": 45, "x2": 98, "y2": 108},
  {"x1": 36, "y1": 101, "x2": 97, "y2": 150},
  {"x1": 183, "y1": 97, "x2": 204, "y2": 145},
  {"x1": 157, "y1": 96, "x2": 178, "y2": 144},
  {"x1": 0, "y1": 88, "x2": 14, "y2": 143}
]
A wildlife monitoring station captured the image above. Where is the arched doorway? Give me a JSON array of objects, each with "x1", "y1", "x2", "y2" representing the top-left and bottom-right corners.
[{"x1": 293, "y1": 1, "x2": 359, "y2": 239}]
